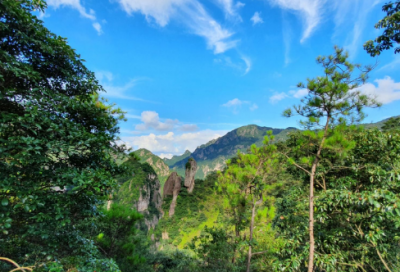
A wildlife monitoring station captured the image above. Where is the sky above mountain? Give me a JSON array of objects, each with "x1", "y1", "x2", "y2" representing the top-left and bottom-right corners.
[{"x1": 39, "y1": 0, "x2": 400, "y2": 158}]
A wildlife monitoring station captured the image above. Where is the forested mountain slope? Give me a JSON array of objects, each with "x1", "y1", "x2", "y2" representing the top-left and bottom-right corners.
[
  {"x1": 133, "y1": 148, "x2": 170, "y2": 189},
  {"x1": 169, "y1": 125, "x2": 297, "y2": 178}
]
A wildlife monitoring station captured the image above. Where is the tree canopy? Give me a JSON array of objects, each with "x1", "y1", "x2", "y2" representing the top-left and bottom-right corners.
[
  {"x1": 0, "y1": 0, "x2": 126, "y2": 269},
  {"x1": 364, "y1": 1, "x2": 400, "y2": 56}
]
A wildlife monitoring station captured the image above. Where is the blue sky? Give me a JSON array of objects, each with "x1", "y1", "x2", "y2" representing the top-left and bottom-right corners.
[{"x1": 39, "y1": 0, "x2": 400, "y2": 158}]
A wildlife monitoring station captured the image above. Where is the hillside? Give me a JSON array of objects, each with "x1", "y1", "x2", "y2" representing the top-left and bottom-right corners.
[
  {"x1": 133, "y1": 148, "x2": 170, "y2": 189},
  {"x1": 169, "y1": 125, "x2": 297, "y2": 179},
  {"x1": 163, "y1": 150, "x2": 191, "y2": 167}
]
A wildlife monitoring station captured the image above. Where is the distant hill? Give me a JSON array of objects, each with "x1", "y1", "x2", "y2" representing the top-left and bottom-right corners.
[
  {"x1": 163, "y1": 150, "x2": 191, "y2": 167},
  {"x1": 133, "y1": 148, "x2": 170, "y2": 189},
  {"x1": 361, "y1": 115, "x2": 400, "y2": 130},
  {"x1": 169, "y1": 125, "x2": 298, "y2": 179}
]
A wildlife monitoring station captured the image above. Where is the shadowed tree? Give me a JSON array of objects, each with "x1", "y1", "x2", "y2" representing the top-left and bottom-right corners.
[
  {"x1": 364, "y1": 1, "x2": 400, "y2": 56},
  {"x1": 0, "y1": 0, "x2": 127, "y2": 270}
]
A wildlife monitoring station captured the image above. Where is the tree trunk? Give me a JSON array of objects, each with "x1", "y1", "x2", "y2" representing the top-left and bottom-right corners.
[
  {"x1": 308, "y1": 164, "x2": 316, "y2": 272},
  {"x1": 308, "y1": 116, "x2": 330, "y2": 272},
  {"x1": 246, "y1": 199, "x2": 257, "y2": 272}
]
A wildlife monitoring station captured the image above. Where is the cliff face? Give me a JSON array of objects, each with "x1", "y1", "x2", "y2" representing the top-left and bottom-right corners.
[
  {"x1": 133, "y1": 148, "x2": 170, "y2": 190},
  {"x1": 114, "y1": 159, "x2": 163, "y2": 231},
  {"x1": 184, "y1": 158, "x2": 198, "y2": 193},
  {"x1": 163, "y1": 172, "x2": 182, "y2": 217}
]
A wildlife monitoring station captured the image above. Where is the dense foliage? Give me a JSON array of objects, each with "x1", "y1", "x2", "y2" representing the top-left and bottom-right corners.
[
  {"x1": 364, "y1": 0, "x2": 400, "y2": 56},
  {"x1": 2, "y1": 1, "x2": 400, "y2": 272},
  {"x1": 0, "y1": 0, "x2": 125, "y2": 270},
  {"x1": 274, "y1": 129, "x2": 400, "y2": 271}
]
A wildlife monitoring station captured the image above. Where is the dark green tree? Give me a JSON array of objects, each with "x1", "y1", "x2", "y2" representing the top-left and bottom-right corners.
[
  {"x1": 283, "y1": 46, "x2": 380, "y2": 271},
  {"x1": 364, "y1": 1, "x2": 400, "y2": 56},
  {"x1": 0, "y1": 0, "x2": 125, "y2": 269},
  {"x1": 274, "y1": 129, "x2": 400, "y2": 271}
]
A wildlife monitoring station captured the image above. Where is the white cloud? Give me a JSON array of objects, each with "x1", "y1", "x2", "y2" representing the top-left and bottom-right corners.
[
  {"x1": 290, "y1": 88, "x2": 309, "y2": 98},
  {"x1": 47, "y1": 0, "x2": 103, "y2": 34},
  {"x1": 222, "y1": 98, "x2": 258, "y2": 112},
  {"x1": 268, "y1": 0, "x2": 326, "y2": 43},
  {"x1": 92, "y1": 22, "x2": 103, "y2": 35},
  {"x1": 251, "y1": 12, "x2": 263, "y2": 25},
  {"x1": 135, "y1": 111, "x2": 179, "y2": 131},
  {"x1": 159, "y1": 153, "x2": 174, "y2": 159},
  {"x1": 134, "y1": 111, "x2": 200, "y2": 132},
  {"x1": 115, "y1": 0, "x2": 238, "y2": 54},
  {"x1": 223, "y1": 98, "x2": 246, "y2": 107},
  {"x1": 122, "y1": 130, "x2": 228, "y2": 155},
  {"x1": 358, "y1": 77, "x2": 400, "y2": 104},
  {"x1": 269, "y1": 92, "x2": 288, "y2": 103}
]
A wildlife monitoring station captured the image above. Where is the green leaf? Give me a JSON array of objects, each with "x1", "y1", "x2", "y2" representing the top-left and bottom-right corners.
[{"x1": 1, "y1": 199, "x2": 8, "y2": 206}]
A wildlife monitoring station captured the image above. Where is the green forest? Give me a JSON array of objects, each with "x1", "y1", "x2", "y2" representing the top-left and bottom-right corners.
[{"x1": 1, "y1": 0, "x2": 400, "y2": 271}]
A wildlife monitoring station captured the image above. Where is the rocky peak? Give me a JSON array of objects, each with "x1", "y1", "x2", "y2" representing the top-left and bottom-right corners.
[
  {"x1": 164, "y1": 172, "x2": 182, "y2": 217},
  {"x1": 184, "y1": 158, "x2": 198, "y2": 193}
]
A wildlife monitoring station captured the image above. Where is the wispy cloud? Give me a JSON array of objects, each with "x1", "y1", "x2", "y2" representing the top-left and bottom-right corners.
[
  {"x1": 378, "y1": 55, "x2": 400, "y2": 72},
  {"x1": 268, "y1": 0, "x2": 326, "y2": 43},
  {"x1": 222, "y1": 98, "x2": 258, "y2": 113},
  {"x1": 269, "y1": 92, "x2": 288, "y2": 104},
  {"x1": 96, "y1": 71, "x2": 149, "y2": 101},
  {"x1": 92, "y1": 22, "x2": 103, "y2": 35},
  {"x1": 282, "y1": 12, "x2": 292, "y2": 66},
  {"x1": 214, "y1": 56, "x2": 251, "y2": 74},
  {"x1": 215, "y1": 0, "x2": 244, "y2": 21},
  {"x1": 46, "y1": 0, "x2": 102, "y2": 34},
  {"x1": 116, "y1": 0, "x2": 239, "y2": 54},
  {"x1": 241, "y1": 56, "x2": 252, "y2": 74},
  {"x1": 250, "y1": 12, "x2": 263, "y2": 25},
  {"x1": 333, "y1": 0, "x2": 381, "y2": 58}
]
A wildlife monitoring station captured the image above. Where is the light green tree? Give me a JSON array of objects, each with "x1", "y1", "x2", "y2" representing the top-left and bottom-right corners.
[
  {"x1": 283, "y1": 46, "x2": 380, "y2": 272},
  {"x1": 218, "y1": 132, "x2": 280, "y2": 272}
]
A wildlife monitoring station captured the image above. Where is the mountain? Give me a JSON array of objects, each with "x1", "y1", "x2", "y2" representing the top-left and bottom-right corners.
[
  {"x1": 113, "y1": 158, "x2": 163, "y2": 231},
  {"x1": 169, "y1": 125, "x2": 298, "y2": 179},
  {"x1": 163, "y1": 150, "x2": 191, "y2": 167},
  {"x1": 133, "y1": 148, "x2": 170, "y2": 189}
]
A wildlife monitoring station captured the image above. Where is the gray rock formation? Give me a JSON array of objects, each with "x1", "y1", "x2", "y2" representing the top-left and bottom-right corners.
[
  {"x1": 135, "y1": 173, "x2": 163, "y2": 230},
  {"x1": 184, "y1": 158, "x2": 198, "y2": 193},
  {"x1": 164, "y1": 172, "x2": 182, "y2": 217}
]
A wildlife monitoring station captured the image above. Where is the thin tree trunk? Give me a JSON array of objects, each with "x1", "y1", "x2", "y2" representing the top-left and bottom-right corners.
[
  {"x1": 308, "y1": 164, "x2": 316, "y2": 272},
  {"x1": 308, "y1": 116, "x2": 330, "y2": 272},
  {"x1": 246, "y1": 199, "x2": 257, "y2": 272}
]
